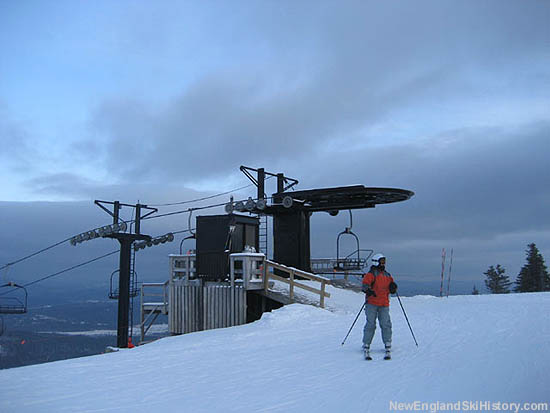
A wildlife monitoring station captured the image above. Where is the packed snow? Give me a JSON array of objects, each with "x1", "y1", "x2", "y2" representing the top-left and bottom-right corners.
[{"x1": 1, "y1": 286, "x2": 549, "y2": 413}]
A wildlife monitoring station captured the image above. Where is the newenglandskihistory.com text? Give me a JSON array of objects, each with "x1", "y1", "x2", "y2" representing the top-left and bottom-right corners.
[{"x1": 389, "y1": 400, "x2": 548, "y2": 413}]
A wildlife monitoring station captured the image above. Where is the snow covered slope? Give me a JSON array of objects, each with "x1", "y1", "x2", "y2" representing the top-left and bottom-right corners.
[{"x1": 1, "y1": 287, "x2": 549, "y2": 412}]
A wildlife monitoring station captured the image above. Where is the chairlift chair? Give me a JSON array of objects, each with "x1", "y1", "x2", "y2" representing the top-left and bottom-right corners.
[
  {"x1": 335, "y1": 230, "x2": 362, "y2": 271},
  {"x1": 0, "y1": 283, "x2": 28, "y2": 314},
  {"x1": 333, "y1": 211, "x2": 375, "y2": 272},
  {"x1": 109, "y1": 270, "x2": 140, "y2": 300},
  {"x1": 344, "y1": 249, "x2": 374, "y2": 271}
]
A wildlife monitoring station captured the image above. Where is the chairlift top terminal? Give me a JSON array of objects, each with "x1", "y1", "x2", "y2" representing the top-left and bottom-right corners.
[
  {"x1": 230, "y1": 167, "x2": 414, "y2": 274},
  {"x1": 237, "y1": 166, "x2": 414, "y2": 215}
]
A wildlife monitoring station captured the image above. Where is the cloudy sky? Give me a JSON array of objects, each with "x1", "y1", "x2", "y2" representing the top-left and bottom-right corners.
[{"x1": 1, "y1": 0, "x2": 549, "y2": 295}]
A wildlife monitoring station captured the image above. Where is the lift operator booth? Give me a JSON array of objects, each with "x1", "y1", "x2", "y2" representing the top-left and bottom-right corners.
[{"x1": 196, "y1": 214, "x2": 259, "y2": 281}]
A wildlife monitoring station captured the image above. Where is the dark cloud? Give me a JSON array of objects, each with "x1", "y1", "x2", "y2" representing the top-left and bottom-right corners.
[
  {"x1": 84, "y1": 1, "x2": 549, "y2": 186},
  {"x1": 305, "y1": 120, "x2": 550, "y2": 233},
  {"x1": 84, "y1": 67, "x2": 461, "y2": 185},
  {"x1": 305, "y1": 120, "x2": 550, "y2": 282}
]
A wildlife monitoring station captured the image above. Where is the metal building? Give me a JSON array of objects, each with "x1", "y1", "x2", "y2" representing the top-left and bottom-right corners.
[{"x1": 196, "y1": 214, "x2": 259, "y2": 281}]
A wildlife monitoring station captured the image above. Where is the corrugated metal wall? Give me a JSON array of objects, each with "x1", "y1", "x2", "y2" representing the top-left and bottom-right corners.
[{"x1": 169, "y1": 282, "x2": 246, "y2": 335}]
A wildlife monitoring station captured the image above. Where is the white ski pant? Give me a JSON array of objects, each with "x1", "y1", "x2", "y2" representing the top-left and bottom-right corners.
[{"x1": 362, "y1": 303, "x2": 392, "y2": 347}]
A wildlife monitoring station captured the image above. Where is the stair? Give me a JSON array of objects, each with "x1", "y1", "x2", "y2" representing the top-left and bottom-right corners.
[{"x1": 140, "y1": 281, "x2": 169, "y2": 344}]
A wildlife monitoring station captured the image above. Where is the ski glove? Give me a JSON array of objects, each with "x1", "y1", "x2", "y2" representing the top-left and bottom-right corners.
[
  {"x1": 389, "y1": 282, "x2": 397, "y2": 294},
  {"x1": 365, "y1": 288, "x2": 377, "y2": 297}
]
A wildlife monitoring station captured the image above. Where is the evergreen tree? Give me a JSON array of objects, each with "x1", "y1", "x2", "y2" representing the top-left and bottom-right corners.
[
  {"x1": 484, "y1": 264, "x2": 512, "y2": 294},
  {"x1": 472, "y1": 285, "x2": 480, "y2": 295},
  {"x1": 514, "y1": 243, "x2": 550, "y2": 292}
]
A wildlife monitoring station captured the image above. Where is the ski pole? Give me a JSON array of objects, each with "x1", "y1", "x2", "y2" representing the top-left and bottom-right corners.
[
  {"x1": 396, "y1": 291, "x2": 418, "y2": 347},
  {"x1": 341, "y1": 302, "x2": 366, "y2": 346}
]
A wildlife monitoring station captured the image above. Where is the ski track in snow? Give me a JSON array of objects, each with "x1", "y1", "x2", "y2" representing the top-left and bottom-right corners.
[{"x1": 0, "y1": 287, "x2": 549, "y2": 412}]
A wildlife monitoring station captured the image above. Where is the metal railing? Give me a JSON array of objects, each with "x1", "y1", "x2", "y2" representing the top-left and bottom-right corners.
[
  {"x1": 140, "y1": 281, "x2": 169, "y2": 343},
  {"x1": 229, "y1": 253, "x2": 265, "y2": 290},
  {"x1": 311, "y1": 249, "x2": 373, "y2": 279},
  {"x1": 169, "y1": 253, "x2": 196, "y2": 282}
]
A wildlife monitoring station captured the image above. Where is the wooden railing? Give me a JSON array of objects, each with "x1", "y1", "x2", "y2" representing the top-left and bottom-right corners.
[{"x1": 263, "y1": 260, "x2": 331, "y2": 308}]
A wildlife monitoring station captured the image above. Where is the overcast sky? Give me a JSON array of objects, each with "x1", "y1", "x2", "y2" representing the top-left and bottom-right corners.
[{"x1": 1, "y1": 0, "x2": 549, "y2": 295}]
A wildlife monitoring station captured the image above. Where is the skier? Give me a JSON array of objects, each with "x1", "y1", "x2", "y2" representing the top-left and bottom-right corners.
[{"x1": 361, "y1": 253, "x2": 397, "y2": 360}]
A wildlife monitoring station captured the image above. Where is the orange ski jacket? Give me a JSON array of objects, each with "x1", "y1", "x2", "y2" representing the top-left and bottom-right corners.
[{"x1": 362, "y1": 267, "x2": 394, "y2": 307}]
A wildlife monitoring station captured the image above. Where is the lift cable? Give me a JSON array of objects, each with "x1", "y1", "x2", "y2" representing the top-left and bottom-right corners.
[
  {"x1": 0, "y1": 189, "x2": 260, "y2": 274},
  {"x1": 24, "y1": 250, "x2": 119, "y2": 288},
  {"x1": 0, "y1": 220, "x2": 132, "y2": 272},
  {"x1": 143, "y1": 194, "x2": 274, "y2": 222},
  {"x1": 0, "y1": 228, "x2": 195, "y2": 296},
  {"x1": 142, "y1": 202, "x2": 226, "y2": 221},
  {"x1": 0, "y1": 204, "x2": 214, "y2": 272},
  {"x1": 0, "y1": 237, "x2": 74, "y2": 272},
  {"x1": 0, "y1": 250, "x2": 120, "y2": 297},
  {"x1": 147, "y1": 183, "x2": 257, "y2": 207}
]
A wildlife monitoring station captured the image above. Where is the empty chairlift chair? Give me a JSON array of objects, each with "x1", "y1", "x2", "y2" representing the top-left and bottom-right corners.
[
  {"x1": 109, "y1": 269, "x2": 140, "y2": 300},
  {"x1": 334, "y1": 211, "x2": 372, "y2": 272},
  {"x1": 0, "y1": 282, "x2": 28, "y2": 314}
]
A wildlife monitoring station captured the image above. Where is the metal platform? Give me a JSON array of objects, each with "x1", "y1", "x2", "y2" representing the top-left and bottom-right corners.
[{"x1": 142, "y1": 302, "x2": 168, "y2": 314}]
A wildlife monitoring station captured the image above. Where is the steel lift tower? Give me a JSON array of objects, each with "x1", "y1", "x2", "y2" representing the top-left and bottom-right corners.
[{"x1": 95, "y1": 200, "x2": 157, "y2": 348}]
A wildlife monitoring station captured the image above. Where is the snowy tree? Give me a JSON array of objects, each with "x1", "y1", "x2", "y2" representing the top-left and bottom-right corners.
[
  {"x1": 484, "y1": 265, "x2": 512, "y2": 294},
  {"x1": 514, "y1": 243, "x2": 550, "y2": 293},
  {"x1": 472, "y1": 285, "x2": 480, "y2": 295}
]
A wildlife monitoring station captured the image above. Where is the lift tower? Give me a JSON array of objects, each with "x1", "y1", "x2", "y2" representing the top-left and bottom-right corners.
[{"x1": 95, "y1": 200, "x2": 157, "y2": 348}]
